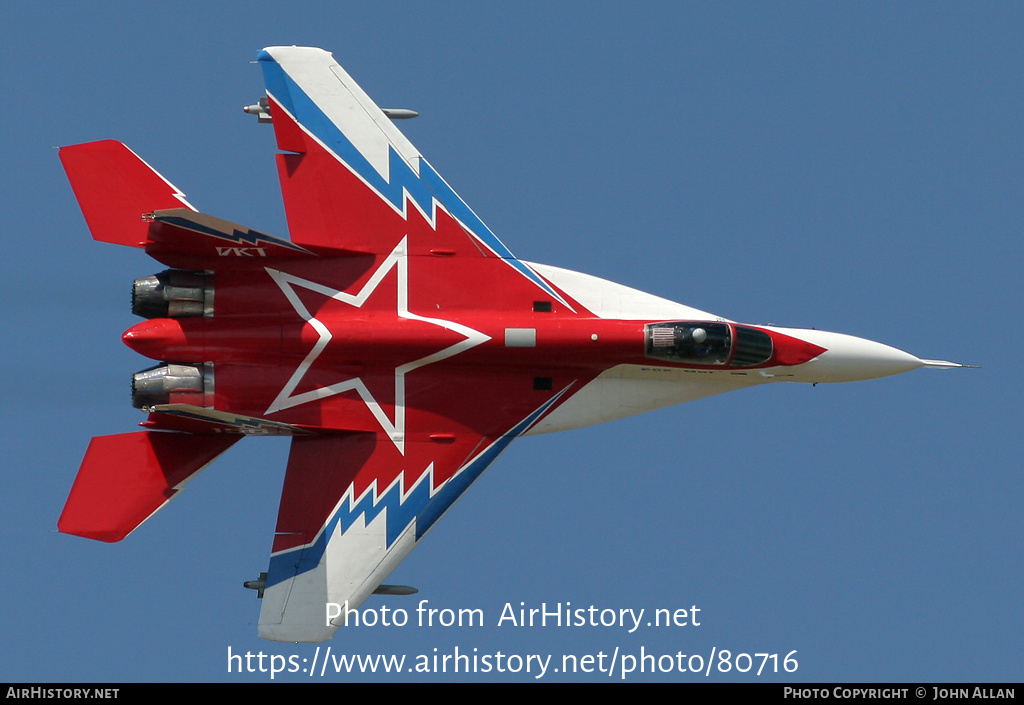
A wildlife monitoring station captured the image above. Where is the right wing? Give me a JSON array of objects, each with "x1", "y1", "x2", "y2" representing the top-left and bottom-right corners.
[{"x1": 256, "y1": 46, "x2": 568, "y2": 306}]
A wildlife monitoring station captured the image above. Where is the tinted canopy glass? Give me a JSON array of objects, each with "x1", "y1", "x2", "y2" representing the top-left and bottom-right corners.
[
  {"x1": 645, "y1": 322, "x2": 773, "y2": 367},
  {"x1": 645, "y1": 322, "x2": 731, "y2": 365}
]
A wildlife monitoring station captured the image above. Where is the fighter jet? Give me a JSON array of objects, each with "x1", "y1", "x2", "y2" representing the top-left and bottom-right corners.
[{"x1": 57, "y1": 46, "x2": 963, "y2": 642}]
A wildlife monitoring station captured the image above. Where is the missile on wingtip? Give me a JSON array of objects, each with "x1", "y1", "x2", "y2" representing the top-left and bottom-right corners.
[
  {"x1": 381, "y1": 108, "x2": 418, "y2": 120},
  {"x1": 243, "y1": 97, "x2": 272, "y2": 123},
  {"x1": 373, "y1": 585, "x2": 418, "y2": 595}
]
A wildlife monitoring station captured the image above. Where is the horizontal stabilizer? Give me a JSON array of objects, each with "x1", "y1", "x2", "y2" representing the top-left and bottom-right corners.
[
  {"x1": 58, "y1": 431, "x2": 239, "y2": 542},
  {"x1": 59, "y1": 140, "x2": 195, "y2": 248}
]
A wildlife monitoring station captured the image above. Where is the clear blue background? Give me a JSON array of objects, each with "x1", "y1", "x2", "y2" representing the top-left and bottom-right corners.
[{"x1": 2, "y1": 1, "x2": 1020, "y2": 682}]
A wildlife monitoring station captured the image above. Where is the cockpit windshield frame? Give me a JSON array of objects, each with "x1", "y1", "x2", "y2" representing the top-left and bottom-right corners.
[{"x1": 645, "y1": 321, "x2": 774, "y2": 368}]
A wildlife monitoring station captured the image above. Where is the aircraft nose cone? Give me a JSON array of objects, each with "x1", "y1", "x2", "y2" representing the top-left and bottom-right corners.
[
  {"x1": 786, "y1": 329, "x2": 924, "y2": 383},
  {"x1": 122, "y1": 318, "x2": 189, "y2": 360}
]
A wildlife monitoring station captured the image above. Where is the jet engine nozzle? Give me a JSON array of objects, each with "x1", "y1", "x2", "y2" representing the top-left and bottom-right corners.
[
  {"x1": 132, "y1": 269, "x2": 213, "y2": 319},
  {"x1": 131, "y1": 363, "x2": 213, "y2": 409}
]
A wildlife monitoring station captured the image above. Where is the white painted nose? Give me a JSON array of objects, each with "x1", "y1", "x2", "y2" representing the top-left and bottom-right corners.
[{"x1": 769, "y1": 328, "x2": 924, "y2": 383}]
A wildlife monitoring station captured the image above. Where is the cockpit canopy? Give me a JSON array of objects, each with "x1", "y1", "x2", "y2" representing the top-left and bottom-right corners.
[{"x1": 645, "y1": 321, "x2": 773, "y2": 367}]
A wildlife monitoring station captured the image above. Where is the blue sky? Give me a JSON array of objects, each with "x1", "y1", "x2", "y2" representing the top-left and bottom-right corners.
[{"x1": 2, "y1": 1, "x2": 1020, "y2": 682}]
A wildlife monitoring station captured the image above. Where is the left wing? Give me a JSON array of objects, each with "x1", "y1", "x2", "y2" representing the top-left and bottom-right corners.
[{"x1": 258, "y1": 386, "x2": 568, "y2": 642}]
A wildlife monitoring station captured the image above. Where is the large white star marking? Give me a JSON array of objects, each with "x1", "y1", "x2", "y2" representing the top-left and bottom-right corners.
[{"x1": 264, "y1": 237, "x2": 490, "y2": 453}]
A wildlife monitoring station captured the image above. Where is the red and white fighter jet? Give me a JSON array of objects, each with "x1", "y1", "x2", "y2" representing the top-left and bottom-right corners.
[{"x1": 57, "y1": 46, "x2": 962, "y2": 642}]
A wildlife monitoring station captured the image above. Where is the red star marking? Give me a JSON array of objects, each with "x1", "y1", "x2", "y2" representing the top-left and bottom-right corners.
[{"x1": 265, "y1": 237, "x2": 489, "y2": 454}]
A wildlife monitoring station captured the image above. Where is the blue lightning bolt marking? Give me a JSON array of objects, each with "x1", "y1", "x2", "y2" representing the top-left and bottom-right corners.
[
  {"x1": 264, "y1": 388, "x2": 568, "y2": 588},
  {"x1": 257, "y1": 51, "x2": 570, "y2": 307},
  {"x1": 154, "y1": 213, "x2": 313, "y2": 253}
]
